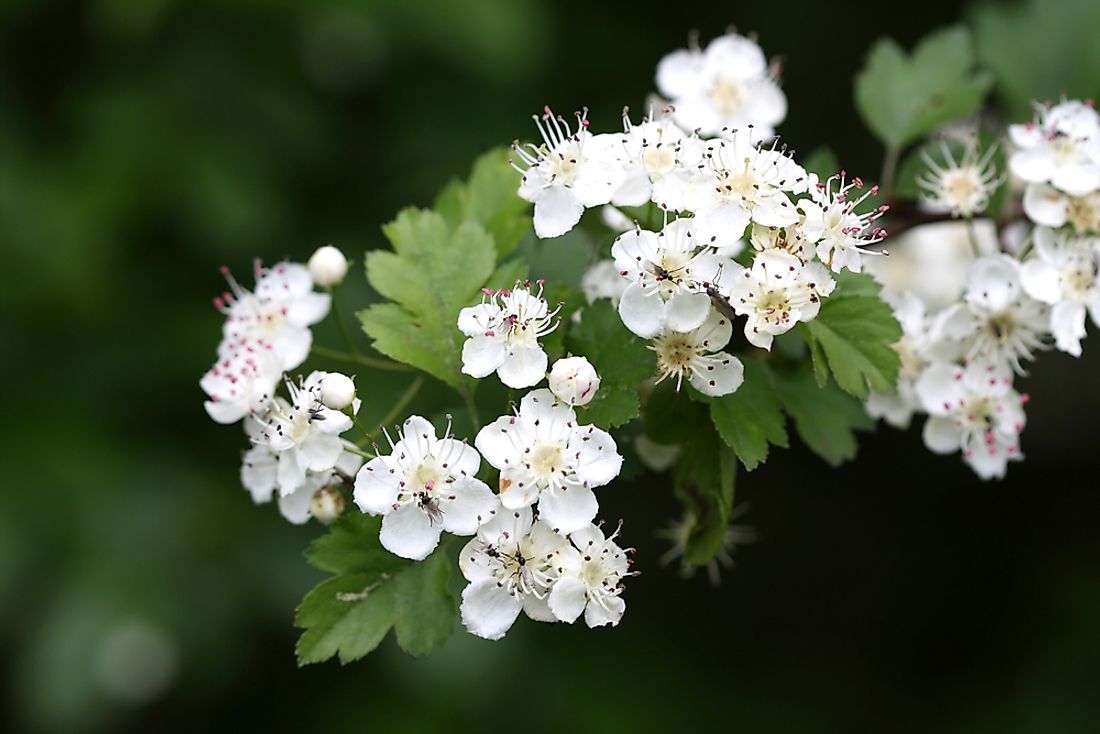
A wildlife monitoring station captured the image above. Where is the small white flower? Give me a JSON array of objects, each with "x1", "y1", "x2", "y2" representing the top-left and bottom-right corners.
[
  {"x1": 1022, "y1": 183, "x2": 1100, "y2": 233},
  {"x1": 548, "y1": 356, "x2": 600, "y2": 406},
  {"x1": 613, "y1": 110, "x2": 704, "y2": 211},
  {"x1": 797, "y1": 171, "x2": 887, "y2": 273},
  {"x1": 651, "y1": 309, "x2": 745, "y2": 396},
  {"x1": 247, "y1": 371, "x2": 353, "y2": 497},
  {"x1": 512, "y1": 107, "x2": 626, "y2": 238},
  {"x1": 457, "y1": 281, "x2": 561, "y2": 389},
  {"x1": 611, "y1": 218, "x2": 735, "y2": 338},
  {"x1": 748, "y1": 221, "x2": 810, "y2": 261},
  {"x1": 1009, "y1": 99, "x2": 1100, "y2": 196},
  {"x1": 307, "y1": 245, "x2": 349, "y2": 287},
  {"x1": 548, "y1": 523, "x2": 632, "y2": 628},
  {"x1": 917, "y1": 138, "x2": 1003, "y2": 218},
  {"x1": 581, "y1": 259, "x2": 628, "y2": 305},
  {"x1": 216, "y1": 261, "x2": 331, "y2": 372},
  {"x1": 241, "y1": 438, "x2": 361, "y2": 525},
  {"x1": 1018, "y1": 227, "x2": 1100, "y2": 356},
  {"x1": 354, "y1": 415, "x2": 499, "y2": 561},
  {"x1": 320, "y1": 372, "x2": 357, "y2": 411},
  {"x1": 475, "y1": 389, "x2": 623, "y2": 534},
  {"x1": 931, "y1": 255, "x2": 1050, "y2": 373},
  {"x1": 915, "y1": 360, "x2": 1026, "y2": 479},
  {"x1": 200, "y1": 338, "x2": 281, "y2": 424},
  {"x1": 655, "y1": 31, "x2": 786, "y2": 140},
  {"x1": 684, "y1": 130, "x2": 807, "y2": 250},
  {"x1": 726, "y1": 249, "x2": 835, "y2": 349},
  {"x1": 459, "y1": 507, "x2": 581, "y2": 640}
]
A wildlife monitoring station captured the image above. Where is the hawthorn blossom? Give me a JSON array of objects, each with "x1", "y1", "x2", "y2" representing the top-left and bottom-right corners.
[
  {"x1": 748, "y1": 222, "x2": 810, "y2": 261},
  {"x1": 727, "y1": 249, "x2": 836, "y2": 349},
  {"x1": 218, "y1": 262, "x2": 331, "y2": 372},
  {"x1": 512, "y1": 107, "x2": 625, "y2": 238},
  {"x1": 866, "y1": 292, "x2": 936, "y2": 429},
  {"x1": 581, "y1": 259, "x2": 628, "y2": 305},
  {"x1": 548, "y1": 523, "x2": 632, "y2": 628},
  {"x1": 1019, "y1": 227, "x2": 1100, "y2": 356},
  {"x1": 932, "y1": 255, "x2": 1049, "y2": 372},
  {"x1": 1009, "y1": 99, "x2": 1100, "y2": 196},
  {"x1": 247, "y1": 371, "x2": 353, "y2": 496},
  {"x1": 241, "y1": 439, "x2": 361, "y2": 524},
  {"x1": 650, "y1": 310, "x2": 745, "y2": 396},
  {"x1": 307, "y1": 245, "x2": 348, "y2": 287},
  {"x1": 917, "y1": 138, "x2": 1003, "y2": 218},
  {"x1": 353, "y1": 416, "x2": 499, "y2": 560},
  {"x1": 915, "y1": 360, "x2": 1026, "y2": 479},
  {"x1": 458, "y1": 507, "x2": 581, "y2": 640},
  {"x1": 683, "y1": 130, "x2": 807, "y2": 250},
  {"x1": 611, "y1": 218, "x2": 735, "y2": 338},
  {"x1": 613, "y1": 111, "x2": 706, "y2": 211},
  {"x1": 655, "y1": 31, "x2": 786, "y2": 140},
  {"x1": 1023, "y1": 183, "x2": 1100, "y2": 233},
  {"x1": 201, "y1": 338, "x2": 281, "y2": 425},
  {"x1": 458, "y1": 281, "x2": 561, "y2": 389},
  {"x1": 797, "y1": 171, "x2": 888, "y2": 273},
  {"x1": 548, "y1": 356, "x2": 600, "y2": 406},
  {"x1": 475, "y1": 389, "x2": 622, "y2": 534}
]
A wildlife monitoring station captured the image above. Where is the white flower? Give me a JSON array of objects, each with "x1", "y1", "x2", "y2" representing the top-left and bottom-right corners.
[
  {"x1": 931, "y1": 255, "x2": 1049, "y2": 372},
  {"x1": 797, "y1": 171, "x2": 887, "y2": 273},
  {"x1": 655, "y1": 31, "x2": 786, "y2": 140},
  {"x1": 613, "y1": 111, "x2": 704, "y2": 211},
  {"x1": 475, "y1": 389, "x2": 623, "y2": 534},
  {"x1": 512, "y1": 107, "x2": 626, "y2": 238},
  {"x1": 247, "y1": 371, "x2": 353, "y2": 496},
  {"x1": 651, "y1": 309, "x2": 745, "y2": 396},
  {"x1": 200, "y1": 338, "x2": 281, "y2": 424},
  {"x1": 917, "y1": 138, "x2": 1003, "y2": 218},
  {"x1": 748, "y1": 221, "x2": 810, "y2": 261},
  {"x1": 1018, "y1": 227, "x2": 1100, "y2": 356},
  {"x1": 915, "y1": 360, "x2": 1026, "y2": 479},
  {"x1": 241, "y1": 438, "x2": 361, "y2": 524},
  {"x1": 217, "y1": 262, "x2": 331, "y2": 372},
  {"x1": 548, "y1": 523, "x2": 631, "y2": 628},
  {"x1": 865, "y1": 292, "x2": 934, "y2": 429},
  {"x1": 1022, "y1": 183, "x2": 1100, "y2": 233},
  {"x1": 684, "y1": 130, "x2": 807, "y2": 250},
  {"x1": 1009, "y1": 99, "x2": 1100, "y2": 196},
  {"x1": 307, "y1": 245, "x2": 348, "y2": 287},
  {"x1": 581, "y1": 259, "x2": 628, "y2": 305},
  {"x1": 611, "y1": 218, "x2": 735, "y2": 337},
  {"x1": 320, "y1": 372, "x2": 356, "y2": 411},
  {"x1": 458, "y1": 507, "x2": 581, "y2": 640},
  {"x1": 549, "y1": 356, "x2": 600, "y2": 406},
  {"x1": 457, "y1": 281, "x2": 560, "y2": 389},
  {"x1": 727, "y1": 249, "x2": 836, "y2": 349},
  {"x1": 353, "y1": 415, "x2": 499, "y2": 561}
]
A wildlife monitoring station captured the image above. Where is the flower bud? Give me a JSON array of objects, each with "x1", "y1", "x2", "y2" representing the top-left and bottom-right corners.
[
  {"x1": 549, "y1": 356, "x2": 600, "y2": 406},
  {"x1": 310, "y1": 487, "x2": 345, "y2": 524},
  {"x1": 320, "y1": 372, "x2": 356, "y2": 410},
  {"x1": 308, "y1": 245, "x2": 348, "y2": 287}
]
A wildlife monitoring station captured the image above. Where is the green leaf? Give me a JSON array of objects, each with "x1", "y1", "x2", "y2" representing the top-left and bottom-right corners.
[
  {"x1": 672, "y1": 421, "x2": 737, "y2": 565},
  {"x1": 580, "y1": 384, "x2": 640, "y2": 429},
  {"x1": 486, "y1": 258, "x2": 529, "y2": 291},
  {"x1": 798, "y1": 272, "x2": 903, "y2": 399},
  {"x1": 773, "y1": 370, "x2": 875, "y2": 467},
  {"x1": 855, "y1": 25, "x2": 992, "y2": 149},
  {"x1": 643, "y1": 380, "x2": 708, "y2": 445},
  {"x1": 708, "y1": 359, "x2": 788, "y2": 471},
  {"x1": 295, "y1": 516, "x2": 457, "y2": 665},
  {"x1": 802, "y1": 146, "x2": 840, "y2": 180},
  {"x1": 568, "y1": 300, "x2": 655, "y2": 387},
  {"x1": 432, "y1": 148, "x2": 530, "y2": 258},
  {"x1": 360, "y1": 208, "x2": 495, "y2": 388}
]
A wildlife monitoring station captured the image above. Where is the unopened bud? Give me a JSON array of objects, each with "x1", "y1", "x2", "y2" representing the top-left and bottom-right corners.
[
  {"x1": 308, "y1": 245, "x2": 348, "y2": 287},
  {"x1": 321, "y1": 372, "x2": 356, "y2": 410},
  {"x1": 549, "y1": 356, "x2": 600, "y2": 406},
  {"x1": 310, "y1": 487, "x2": 345, "y2": 524}
]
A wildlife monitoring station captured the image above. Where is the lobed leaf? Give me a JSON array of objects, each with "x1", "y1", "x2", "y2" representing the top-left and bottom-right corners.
[
  {"x1": 773, "y1": 369, "x2": 875, "y2": 467},
  {"x1": 707, "y1": 359, "x2": 789, "y2": 471}
]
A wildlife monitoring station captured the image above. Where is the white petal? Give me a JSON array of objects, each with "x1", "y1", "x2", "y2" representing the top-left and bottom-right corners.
[
  {"x1": 277, "y1": 485, "x2": 315, "y2": 525},
  {"x1": 688, "y1": 352, "x2": 744, "y2": 397},
  {"x1": 271, "y1": 327, "x2": 313, "y2": 372},
  {"x1": 461, "y1": 337, "x2": 505, "y2": 379},
  {"x1": 915, "y1": 362, "x2": 967, "y2": 415},
  {"x1": 584, "y1": 595, "x2": 625, "y2": 628},
  {"x1": 497, "y1": 345, "x2": 548, "y2": 389},
  {"x1": 460, "y1": 580, "x2": 523, "y2": 640},
  {"x1": 1022, "y1": 184, "x2": 1069, "y2": 228},
  {"x1": 572, "y1": 426, "x2": 623, "y2": 488},
  {"x1": 547, "y1": 576, "x2": 587, "y2": 623},
  {"x1": 923, "y1": 415, "x2": 962, "y2": 454},
  {"x1": 692, "y1": 204, "x2": 751, "y2": 250},
  {"x1": 521, "y1": 593, "x2": 558, "y2": 623},
  {"x1": 1009, "y1": 148, "x2": 1054, "y2": 183},
  {"x1": 664, "y1": 291, "x2": 712, "y2": 332},
  {"x1": 537, "y1": 485, "x2": 599, "y2": 534},
  {"x1": 353, "y1": 457, "x2": 400, "y2": 514},
  {"x1": 617, "y1": 282, "x2": 665, "y2": 338},
  {"x1": 287, "y1": 292, "x2": 331, "y2": 327},
  {"x1": 241, "y1": 446, "x2": 278, "y2": 504},
  {"x1": 1051, "y1": 162, "x2": 1100, "y2": 197},
  {"x1": 301, "y1": 432, "x2": 343, "y2": 472},
  {"x1": 458, "y1": 538, "x2": 495, "y2": 582},
  {"x1": 498, "y1": 468, "x2": 541, "y2": 509},
  {"x1": 437, "y1": 438, "x2": 481, "y2": 479},
  {"x1": 655, "y1": 48, "x2": 704, "y2": 98},
  {"x1": 533, "y1": 185, "x2": 584, "y2": 239},
  {"x1": 457, "y1": 303, "x2": 498, "y2": 337},
  {"x1": 474, "y1": 416, "x2": 524, "y2": 471},
  {"x1": 441, "y1": 478, "x2": 500, "y2": 535},
  {"x1": 379, "y1": 503, "x2": 442, "y2": 560},
  {"x1": 205, "y1": 399, "x2": 249, "y2": 425},
  {"x1": 276, "y1": 448, "x2": 308, "y2": 496},
  {"x1": 1019, "y1": 259, "x2": 1063, "y2": 304},
  {"x1": 1051, "y1": 300, "x2": 1086, "y2": 356}
]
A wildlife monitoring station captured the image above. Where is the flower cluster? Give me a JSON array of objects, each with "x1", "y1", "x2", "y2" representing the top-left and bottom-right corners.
[
  {"x1": 513, "y1": 32, "x2": 886, "y2": 399},
  {"x1": 864, "y1": 98, "x2": 1100, "y2": 479}
]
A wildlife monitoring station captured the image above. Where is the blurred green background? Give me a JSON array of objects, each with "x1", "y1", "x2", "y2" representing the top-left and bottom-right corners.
[{"x1": 3, "y1": 0, "x2": 1100, "y2": 731}]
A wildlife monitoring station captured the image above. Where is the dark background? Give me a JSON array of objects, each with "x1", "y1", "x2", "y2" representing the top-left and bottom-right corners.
[{"x1": 3, "y1": 0, "x2": 1099, "y2": 731}]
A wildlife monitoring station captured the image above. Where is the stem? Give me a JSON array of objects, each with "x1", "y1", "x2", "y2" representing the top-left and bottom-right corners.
[
  {"x1": 329, "y1": 291, "x2": 362, "y2": 357},
  {"x1": 880, "y1": 145, "x2": 900, "y2": 199},
  {"x1": 311, "y1": 345, "x2": 412, "y2": 372},
  {"x1": 343, "y1": 443, "x2": 376, "y2": 460},
  {"x1": 965, "y1": 217, "x2": 983, "y2": 257}
]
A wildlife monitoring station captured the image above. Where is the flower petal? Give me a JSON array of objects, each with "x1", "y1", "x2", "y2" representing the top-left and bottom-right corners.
[
  {"x1": 547, "y1": 576, "x2": 587, "y2": 623},
  {"x1": 379, "y1": 503, "x2": 442, "y2": 560},
  {"x1": 460, "y1": 579, "x2": 522, "y2": 641}
]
